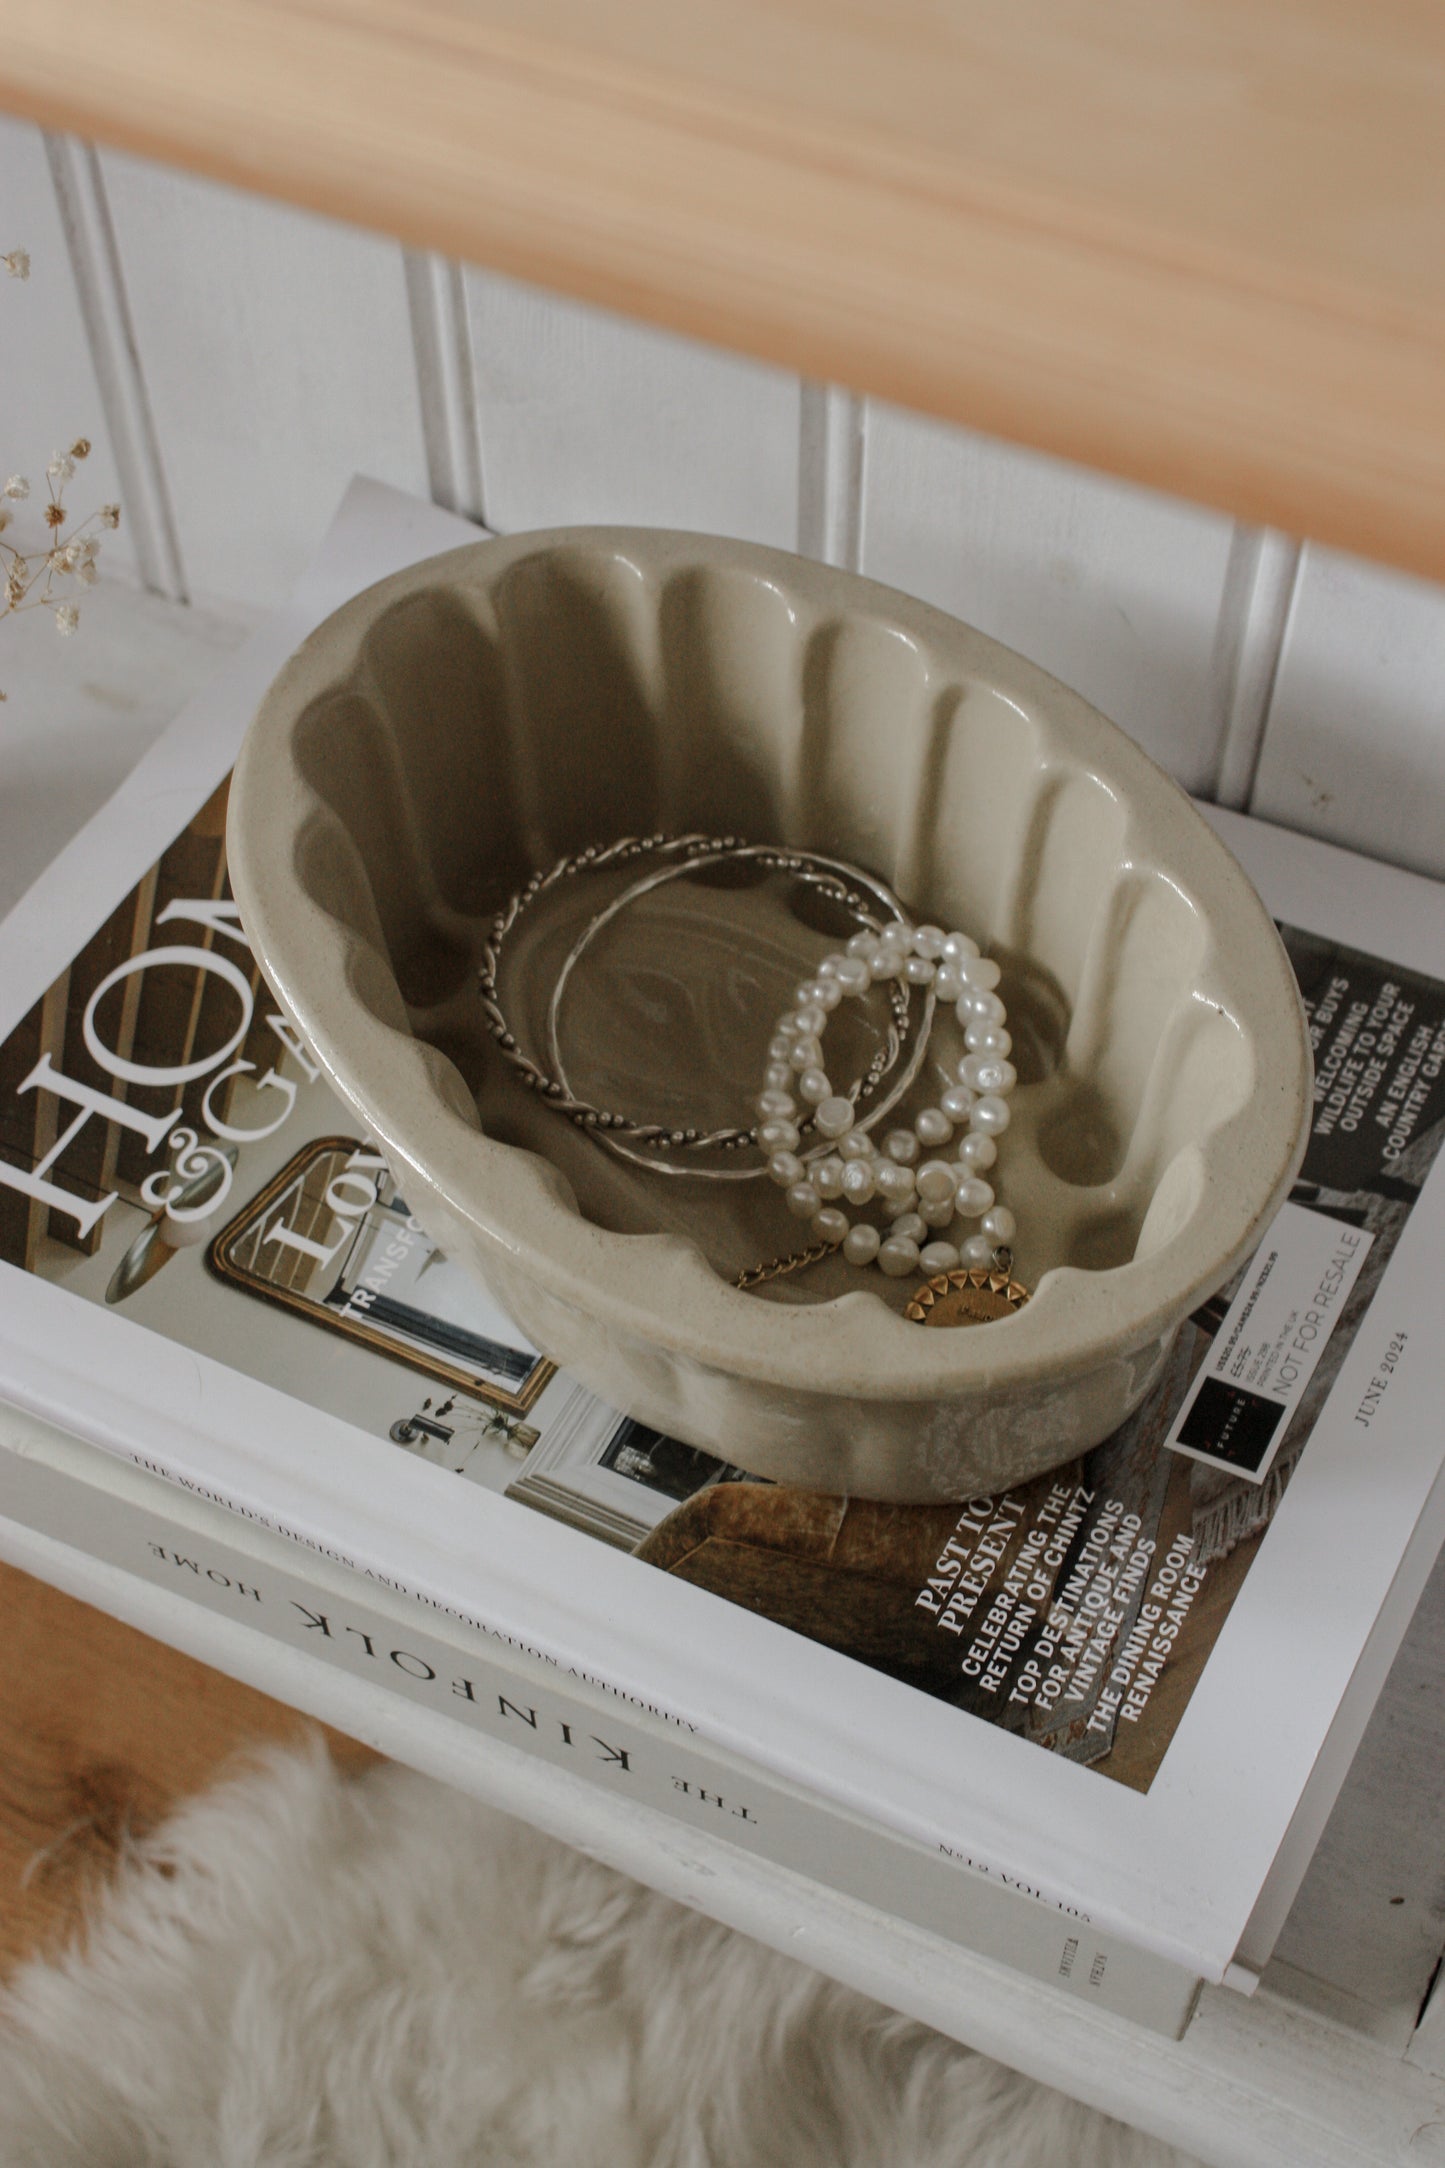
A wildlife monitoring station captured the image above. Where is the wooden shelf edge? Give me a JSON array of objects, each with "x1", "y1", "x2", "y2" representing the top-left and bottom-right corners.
[{"x1": 3, "y1": 0, "x2": 1444, "y2": 582}]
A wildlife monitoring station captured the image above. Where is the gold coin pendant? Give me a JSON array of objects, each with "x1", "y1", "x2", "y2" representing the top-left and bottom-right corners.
[{"x1": 904, "y1": 1267, "x2": 1030, "y2": 1327}]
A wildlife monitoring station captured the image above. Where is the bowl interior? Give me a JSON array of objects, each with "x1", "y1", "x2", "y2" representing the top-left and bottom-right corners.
[{"x1": 271, "y1": 534, "x2": 1280, "y2": 1321}]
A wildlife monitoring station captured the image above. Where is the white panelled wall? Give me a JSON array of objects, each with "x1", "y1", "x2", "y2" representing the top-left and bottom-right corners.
[{"x1": 4, "y1": 118, "x2": 1444, "y2": 880}]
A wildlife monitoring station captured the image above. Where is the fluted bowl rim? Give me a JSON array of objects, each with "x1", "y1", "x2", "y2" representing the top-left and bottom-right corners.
[{"x1": 227, "y1": 526, "x2": 1312, "y2": 1404}]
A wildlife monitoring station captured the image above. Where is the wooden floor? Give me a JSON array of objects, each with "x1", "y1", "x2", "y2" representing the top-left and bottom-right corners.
[{"x1": 0, "y1": 1559, "x2": 377, "y2": 1978}]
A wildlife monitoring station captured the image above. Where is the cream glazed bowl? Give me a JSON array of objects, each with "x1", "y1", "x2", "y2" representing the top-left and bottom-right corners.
[{"x1": 227, "y1": 529, "x2": 1311, "y2": 1503}]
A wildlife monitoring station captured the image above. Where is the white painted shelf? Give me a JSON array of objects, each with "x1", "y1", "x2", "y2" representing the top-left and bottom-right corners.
[{"x1": 0, "y1": 577, "x2": 251, "y2": 919}]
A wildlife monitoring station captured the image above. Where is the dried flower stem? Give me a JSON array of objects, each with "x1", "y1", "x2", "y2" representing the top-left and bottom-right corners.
[{"x1": 3, "y1": 245, "x2": 120, "y2": 699}]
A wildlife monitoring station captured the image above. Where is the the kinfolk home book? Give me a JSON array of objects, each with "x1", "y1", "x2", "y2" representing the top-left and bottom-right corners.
[{"x1": 2, "y1": 481, "x2": 1444, "y2": 2040}]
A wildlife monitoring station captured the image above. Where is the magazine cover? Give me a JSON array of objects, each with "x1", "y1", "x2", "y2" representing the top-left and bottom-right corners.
[
  {"x1": 3, "y1": 763, "x2": 1442, "y2": 1797},
  {"x1": 3, "y1": 479, "x2": 1445, "y2": 1981}
]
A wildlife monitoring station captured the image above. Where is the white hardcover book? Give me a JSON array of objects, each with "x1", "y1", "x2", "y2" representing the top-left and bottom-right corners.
[
  {"x1": 1, "y1": 477, "x2": 1443, "y2": 2006},
  {"x1": 0, "y1": 1404, "x2": 1199, "y2": 2034}
]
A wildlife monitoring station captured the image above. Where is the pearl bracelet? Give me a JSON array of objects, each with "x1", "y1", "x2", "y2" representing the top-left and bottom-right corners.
[{"x1": 758, "y1": 919, "x2": 1018, "y2": 1281}]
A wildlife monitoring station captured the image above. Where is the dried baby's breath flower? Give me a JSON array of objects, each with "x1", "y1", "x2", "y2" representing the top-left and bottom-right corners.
[{"x1": 5, "y1": 249, "x2": 118, "y2": 698}]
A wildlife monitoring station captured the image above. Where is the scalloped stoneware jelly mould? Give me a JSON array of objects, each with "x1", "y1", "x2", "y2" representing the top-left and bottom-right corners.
[{"x1": 227, "y1": 530, "x2": 1312, "y2": 1502}]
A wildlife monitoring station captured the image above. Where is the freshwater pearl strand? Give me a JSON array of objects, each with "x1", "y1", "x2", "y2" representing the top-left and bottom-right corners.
[{"x1": 758, "y1": 921, "x2": 1018, "y2": 1279}]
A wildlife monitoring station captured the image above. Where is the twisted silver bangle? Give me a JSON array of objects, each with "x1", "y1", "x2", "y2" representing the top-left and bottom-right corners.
[{"x1": 479, "y1": 835, "x2": 930, "y2": 1179}]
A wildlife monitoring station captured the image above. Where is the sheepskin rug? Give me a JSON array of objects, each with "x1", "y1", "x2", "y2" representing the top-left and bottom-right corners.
[{"x1": 0, "y1": 1742, "x2": 1203, "y2": 2168}]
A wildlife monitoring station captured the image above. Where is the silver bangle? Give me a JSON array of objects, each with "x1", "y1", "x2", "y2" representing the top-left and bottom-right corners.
[{"x1": 479, "y1": 835, "x2": 931, "y2": 1179}]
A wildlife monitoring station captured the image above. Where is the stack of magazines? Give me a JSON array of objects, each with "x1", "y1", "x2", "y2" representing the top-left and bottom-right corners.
[{"x1": 3, "y1": 481, "x2": 1443, "y2": 2042}]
